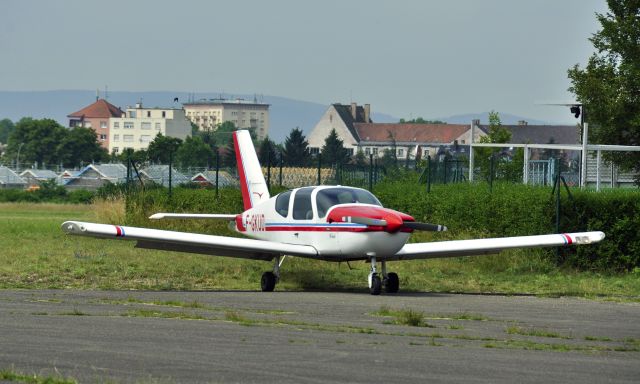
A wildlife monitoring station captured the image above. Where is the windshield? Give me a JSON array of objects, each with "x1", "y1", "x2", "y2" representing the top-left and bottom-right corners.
[{"x1": 316, "y1": 187, "x2": 382, "y2": 218}]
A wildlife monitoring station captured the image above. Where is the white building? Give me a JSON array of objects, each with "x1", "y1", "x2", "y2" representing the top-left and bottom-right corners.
[
  {"x1": 108, "y1": 103, "x2": 191, "y2": 154},
  {"x1": 183, "y1": 98, "x2": 270, "y2": 141},
  {"x1": 307, "y1": 103, "x2": 483, "y2": 160}
]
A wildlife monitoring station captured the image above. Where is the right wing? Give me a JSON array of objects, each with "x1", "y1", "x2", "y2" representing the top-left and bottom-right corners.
[
  {"x1": 61, "y1": 221, "x2": 317, "y2": 261},
  {"x1": 389, "y1": 231, "x2": 605, "y2": 261}
]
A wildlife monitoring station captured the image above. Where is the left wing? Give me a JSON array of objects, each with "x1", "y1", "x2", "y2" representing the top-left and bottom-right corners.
[
  {"x1": 149, "y1": 213, "x2": 237, "y2": 220},
  {"x1": 388, "y1": 231, "x2": 605, "y2": 261},
  {"x1": 61, "y1": 221, "x2": 317, "y2": 261}
]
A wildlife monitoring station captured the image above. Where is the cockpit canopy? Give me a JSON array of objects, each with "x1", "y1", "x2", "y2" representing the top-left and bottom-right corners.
[
  {"x1": 275, "y1": 187, "x2": 382, "y2": 220},
  {"x1": 316, "y1": 187, "x2": 381, "y2": 217}
]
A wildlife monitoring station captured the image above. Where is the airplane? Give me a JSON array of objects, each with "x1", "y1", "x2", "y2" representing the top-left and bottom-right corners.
[{"x1": 62, "y1": 130, "x2": 605, "y2": 295}]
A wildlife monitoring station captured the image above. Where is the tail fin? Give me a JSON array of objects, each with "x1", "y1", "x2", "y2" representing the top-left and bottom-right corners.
[{"x1": 233, "y1": 130, "x2": 270, "y2": 210}]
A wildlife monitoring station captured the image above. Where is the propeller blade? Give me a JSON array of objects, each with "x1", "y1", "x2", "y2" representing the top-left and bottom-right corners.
[
  {"x1": 403, "y1": 221, "x2": 448, "y2": 232},
  {"x1": 343, "y1": 216, "x2": 388, "y2": 227}
]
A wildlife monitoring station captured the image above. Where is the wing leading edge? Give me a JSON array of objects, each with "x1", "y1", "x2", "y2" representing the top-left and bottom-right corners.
[
  {"x1": 389, "y1": 231, "x2": 605, "y2": 261},
  {"x1": 61, "y1": 221, "x2": 318, "y2": 261}
]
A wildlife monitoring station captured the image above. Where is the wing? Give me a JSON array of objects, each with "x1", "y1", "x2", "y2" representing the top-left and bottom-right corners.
[
  {"x1": 389, "y1": 231, "x2": 605, "y2": 261},
  {"x1": 61, "y1": 221, "x2": 317, "y2": 261},
  {"x1": 149, "y1": 213, "x2": 237, "y2": 220}
]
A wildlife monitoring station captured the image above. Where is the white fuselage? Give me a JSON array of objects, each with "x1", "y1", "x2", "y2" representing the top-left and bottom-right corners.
[{"x1": 235, "y1": 186, "x2": 411, "y2": 260}]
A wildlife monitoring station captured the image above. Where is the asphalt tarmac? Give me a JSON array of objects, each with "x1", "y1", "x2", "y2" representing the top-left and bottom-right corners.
[{"x1": 0, "y1": 290, "x2": 638, "y2": 383}]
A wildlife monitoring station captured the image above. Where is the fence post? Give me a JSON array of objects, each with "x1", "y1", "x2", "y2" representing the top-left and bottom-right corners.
[
  {"x1": 443, "y1": 158, "x2": 448, "y2": 185},
  {"x1": 489, "y1": 154, "x2": 495, "y2": 193},
  {"x1": 168, "y1": 151, "x2": 173, "y2": 200},
  {"x1": 426, "y1": 155, "x2": 431, "y2": 193},
  {"x1": 523, "y1": 145, "x2": 530, "y2": 184},
  {"x1": 266, "y1": 149, "x2": 271, "y2": 193},
  {"x1": 580, "y1": 123, "x2": 588, "y2": 188},
  {"x1": 554, "y1": 159, "x2": 561, "y2": 257},
  {"x1": 279, "y1": 153, "x2": 283, "y2": 187},
  {"x1": 368, "y1": 154, "x2": 373, "y2": 191},
  {"x1": 215, "y1": 148, "x2": 219, "y2": 197},
  {"x1": 469, "y1": 122, "x2": 475, "y2": 182},
  {"x1": 317, "y1": 153, "x2": 321, "y2": 185},
  {"x1": 374, "y1": 158, "x2": 378, "y2": 184},
  {"x1": 596, "y1": 150, "x2": 601, "y2": 192}
]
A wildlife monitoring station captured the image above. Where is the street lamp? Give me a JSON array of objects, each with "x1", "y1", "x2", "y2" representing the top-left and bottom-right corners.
[{"x1": 16, "y1": 143, "x2": 24, "y2": 172}]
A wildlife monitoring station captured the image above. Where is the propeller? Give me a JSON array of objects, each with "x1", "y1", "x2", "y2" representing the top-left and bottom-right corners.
[
  {"x1": 343, "y1": 216, "x2": 447, "y2": 232},
  {"x1": 402, "y1": 221, "x2": 447, "y2": 232},
  {"x1": 343, "y1": 216, "x2": 388, "y2": 227}
]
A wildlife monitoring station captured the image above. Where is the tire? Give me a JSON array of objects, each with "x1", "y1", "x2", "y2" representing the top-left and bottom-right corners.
[
  {"x1": 370, "y1": 274, "x2": 382, "y2": 295},
  {"x1": 261, "y1": 272, "x2": 277, "y2": 292},
  {"x1": 385, "y1": 272, "x2": 399, "y2": 293}
]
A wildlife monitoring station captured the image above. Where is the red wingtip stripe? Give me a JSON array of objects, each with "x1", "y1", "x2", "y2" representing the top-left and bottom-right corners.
[
  {"x1": 563, "y1": 234, "x2": 573, "y2": 245},
  {"x1": 233, "y1": 131, "x2": 252, "y2": 210},
  {"x1": 115, "y1": 226, "x2": 122, "y2": 237}
]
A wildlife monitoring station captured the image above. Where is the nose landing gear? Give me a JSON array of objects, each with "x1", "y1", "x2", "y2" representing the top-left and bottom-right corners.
[
  {"x1": 261, "y1": 256, "x2": 283, "y2": 292},
  {"x1": 368, "y1": 258, "x2": 400, "y2": 295}
]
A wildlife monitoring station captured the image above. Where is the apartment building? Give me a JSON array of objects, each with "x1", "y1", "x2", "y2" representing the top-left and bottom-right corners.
[
  {"x1": 108, "y1": 103, "x2": 191, "y2": 154},
  {"x1": 67, "y1": 99, "x2": 125, "y2": 150},
  {"x1": 183, "y1": 98, "x2": 269, "y2": 141}
]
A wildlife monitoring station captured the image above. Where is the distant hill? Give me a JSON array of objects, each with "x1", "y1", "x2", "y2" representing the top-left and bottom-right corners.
[{"x1": 0, "y1": 90, "x2": 553, "y2": 143}]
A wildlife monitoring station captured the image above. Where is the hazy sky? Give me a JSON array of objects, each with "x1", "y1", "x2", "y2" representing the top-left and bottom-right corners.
[{"x1": 1, "y1": 0, "x2": 608, "y2": 123}]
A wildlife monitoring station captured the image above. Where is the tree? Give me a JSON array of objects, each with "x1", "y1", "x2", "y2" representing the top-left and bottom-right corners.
[
  {"x1": 399, "y1": 117, "x2": 447, "y2": 124},
  {"x1": 5, "y1": 118, "x2": 67, "y2": 168},
  {"x1": 475, "y1": 111, "x2": 522, "y2": 181},
  {"x1": 0, "y1": 119, "x2": 15, "y2": 144},
  {"x1": 222, "y1": 134, "x2": 237, "y2": 167},
  {"x1": 380, "y1": 130, "x2": 399, "y2": 168},
  {"x1": 176, "y1": 135, "x2": 214, "y2": 168},
  {"x1": 568, "y1": 0, "x2": 640, "y2": 176},
  {"x1": 119, "y1": 148, "x2": 148, "y2": 165},
  {"x1": 258, "y1": 136, "x2": 277, "y2": 166},
  {"x1": 282, "y1": 127, "x2": 310, "y2": 166},
  {"x1": 354, "y1": 149, "x2": 367, "y2": 167},
  {"x1": 57, "y1": 127, "x2": 109, "y2": 167},
  {"x1": 146, "y1": 133, "x2": 182, "y2": 163},
  {"x1": 321, "y1": 129, "x2": 350, "y2": 165}
]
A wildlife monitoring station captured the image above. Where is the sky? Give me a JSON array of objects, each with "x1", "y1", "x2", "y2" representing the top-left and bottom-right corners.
[{"x1": 1, "y1": 0, "x2": 608, "y2": 124}]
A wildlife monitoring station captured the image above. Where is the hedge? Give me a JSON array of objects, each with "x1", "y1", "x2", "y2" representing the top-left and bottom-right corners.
[{"x1": 123, "y1": 180, "x2": 640, "y2": 272}]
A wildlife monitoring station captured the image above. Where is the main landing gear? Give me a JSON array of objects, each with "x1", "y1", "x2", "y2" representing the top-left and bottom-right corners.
[
  {"x1": 368, "y1": 257, "x2": 400, "y2": 295},
  {"x1": 261, "y1": 256, "x2": 283, "y2": 292}
]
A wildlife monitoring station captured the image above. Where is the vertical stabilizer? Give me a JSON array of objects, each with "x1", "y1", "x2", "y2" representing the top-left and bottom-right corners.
[{"x1": 233, "y1": 130, "x2": 270, "y2": 210}]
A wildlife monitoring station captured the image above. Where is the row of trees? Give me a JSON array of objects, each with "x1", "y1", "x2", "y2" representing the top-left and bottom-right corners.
[
  {"x1": 1, "y1": 118, "x2": 108, "y2": 168},
  {"x1": 0, "y1": 115, "x2": 357, "y2": 169}
]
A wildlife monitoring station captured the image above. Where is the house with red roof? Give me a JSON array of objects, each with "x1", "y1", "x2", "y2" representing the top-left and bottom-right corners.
[
  {"x1": 67, "y1": 99, "x2": 125, "y2": 150},
  {"x1": 308, "y1": 103, "x2": 485, "y2": 160}
]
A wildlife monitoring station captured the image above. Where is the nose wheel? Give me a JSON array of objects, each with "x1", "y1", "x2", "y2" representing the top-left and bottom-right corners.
[
  {"x1": 368, "y1": 258, "x2": 400, "y2": 295},
  {"x1": 261, "y1": 272, "x2": 277, "y2": 292},
  {"x1": 261, "y1": 256, "x2": 283, "y2": 292}
]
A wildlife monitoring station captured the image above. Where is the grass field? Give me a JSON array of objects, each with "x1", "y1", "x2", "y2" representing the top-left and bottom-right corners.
[{"x1": 1, "y1": 202, "x2": 639, "y2": 300}]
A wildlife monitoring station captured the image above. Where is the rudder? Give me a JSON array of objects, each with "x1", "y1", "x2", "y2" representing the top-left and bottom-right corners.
[{"x1": 233, "y1": 130, "x2": 270, "y2": 210}]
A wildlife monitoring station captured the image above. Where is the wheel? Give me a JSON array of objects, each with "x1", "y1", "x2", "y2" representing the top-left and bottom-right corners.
[
  {"x1": 370, "y1": 273, "x2": 382, "y2": 295},
  {"x1": 384, "y1": 272, "x2": 399, "y2": 293},
  {"x1": 261, "y1": 272, "x2": 277, "y2": 292}
]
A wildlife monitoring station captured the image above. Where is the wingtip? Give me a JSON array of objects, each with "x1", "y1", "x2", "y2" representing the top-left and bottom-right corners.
[{"x1": 149, "y1": 213, "x2": 163, "y2": 220}]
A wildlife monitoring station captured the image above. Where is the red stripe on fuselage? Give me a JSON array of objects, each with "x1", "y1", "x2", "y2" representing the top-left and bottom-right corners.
[
  {"x1": 233, "y1": 131, "x2": 252, "y2": 211},
  {"x1": 115, "y1": 226, "x2": 122, "y2": 237},
  {"x1": 563, "y1": 233, "x2": 573, "y2": 244},
  {"x1": 265, "y1": 226, "x2": 385, "y2": 232}
]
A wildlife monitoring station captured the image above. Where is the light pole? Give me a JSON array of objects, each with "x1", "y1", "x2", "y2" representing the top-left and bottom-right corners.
[{"x1": 16, "y1": 143, "x2": 24, "y2": 172}]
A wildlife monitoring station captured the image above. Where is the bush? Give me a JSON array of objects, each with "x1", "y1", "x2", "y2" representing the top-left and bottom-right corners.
[
  {"x1": 0, "y1": 180, "x2": 95, "y2": 204},
  {"x1": 122, "y1": 180, "x2": 640, "y2": 272},
  {"x1": 374, "y1": 179, "x2": 640, "y2": 272}
]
